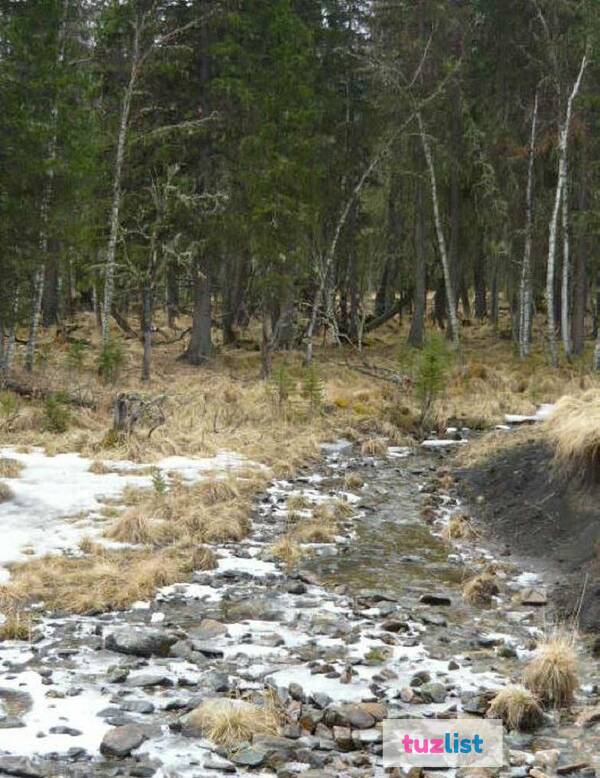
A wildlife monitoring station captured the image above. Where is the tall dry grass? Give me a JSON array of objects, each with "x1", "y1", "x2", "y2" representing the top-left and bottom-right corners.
[{"x1": 544, "y1": 390, "x2": 600, "y2": 484}]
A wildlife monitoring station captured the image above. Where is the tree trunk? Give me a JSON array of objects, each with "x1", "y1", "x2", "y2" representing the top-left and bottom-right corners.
[
  {"x1": 102, "y1": 14, "x2": 143, "y2": 344},
  {"x1": 141, "y1": 282, "x2": 152, "y2": 382},
  {"x1": 519, "y1": 88, "x2": 539, "y2": 358},
  {"x1": 42, "y1": 252, "x2": 60, "y2": 327},
  {"x1": 571, "y1": 139, "x2": 588, "y2": 356},
  {"x1": 546, "y1": 52, "x2": 588, "y2": 367},
  {"x1": 448, "y1": 82, "x2": 462, "y2": 327},
  {"x1": 474, "y1": 237, "x2": 487, "y2": 320},
  {"x1": 166, "y1": 263, "x2": 179, "y2": 329},
  {"x1": 182, "y1": 258, "x2": 212, "y2": 365},
  {"x1": 418, "y1": 112, "x2": 459, "y2": 348},
  {"x1": 408, "y1": 164, "x2": 426, "y2": 348},
  {"x1": 560, "y1": 169, "x2": 572, "y2": 359}
]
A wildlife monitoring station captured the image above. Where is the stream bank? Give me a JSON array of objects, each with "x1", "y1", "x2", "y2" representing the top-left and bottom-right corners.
[{"x1": 0, "y1": 439, "x2": 599, "y2": 777}]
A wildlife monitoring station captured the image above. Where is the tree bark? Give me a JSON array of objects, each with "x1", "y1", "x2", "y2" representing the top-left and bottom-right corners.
[
  {"x1": 141, "y1": 282, "x2": 152, "y2": 382},
  {"x1": 571, "y1": 140, "x2": 588, "y2": 356},
  {"x1": 546, "y1": 52, "x2": 588, "y2": 367},
  {"x1": 474, "y1": 237, "x2": 487, "y2": 320},
  {"x1": 102, "y1": 14, "x2": 143, "y2": 344},
  {"x1": 418, "y1": 112, "x2": 459, "y2": 348},
  {"x1": 408, "y1": 162, "x2": 426, "y2": 347},
  {"x1": 181, "y1": 258, "x2": 212, "y2": 365},
  {"x1": 519, "y1": 88, "x2": 539, "y2": 358}
]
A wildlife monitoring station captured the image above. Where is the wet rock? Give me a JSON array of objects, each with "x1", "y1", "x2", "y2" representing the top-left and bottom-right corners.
[
  {"x1": 120, "y1": 700, "x2": 155, "y2": 714},
  {"x1": 48, "y1": 725, "x2": 82, "y2": 736},
  {"x1": 461, "y1": 690, "x2": 494, "y2": 716},
  {"x1": 556, "y1": 763, "x2": 590, "y2": 775},
  {"x1": 205, "y1": 670, "x2": 230, "y2": 693},
  {"x1": 232, "y1": 747, "x2": 266, "y2": 768},
  {"x1": 253, "y1": 735, "x2": 299, "y2": 760},
  {"x1": 204, "y1": 755, "x2": 236, "y2": 772},
  {"x1": 100, "y1": 724, "x2": 148, "y2": 757},
  {"x1": 381, "y1": 619, "x2": 409, "y2": 633},
  {"x1": 170, "y1": 639, "x2": 206, "y2": 664},
  {"x1": 287, "y1": 581, "x2": 307, "y2": 595},
  {"x1": 288, "y1": 682, "x2": 305, "y2": 702},
  {"x1": 577, "y1": 706, "x2": 600, "y2": 728},
  {"x1": 410, "y1": 671, "x2": 431, "y2": 687},
  {"x1": 0, "y1": 716, "x2": 25, "y2": 728},
  {"x1": 107, "y1": 666, "x2": 130, "y2": 683},
  {"x1": 419, "y1": 593, "x2": 451, "y2": 606},
  {"x1": 333, "y1": 726, "x2": 354, "y2": 751},
  {"x1": 310, "y1": 692, "x2": 332, "y2": 710},
  {"x1": 518, "y1": 588, "x2": 547, "y2": 607},
  {"x1": 189, "y1": 618, "x2": 228, "y2": 641},
  {"x1": 325, "y1": 703, "x2": 385, "y2": 730},
  {"x1": 0, "y1": 757, "x2": 49, "y2": 777},
  {"x1": 190, "y1": 641, "x2": 224, "y2": 658},
  {"x1": 418, "y1": 682, "x2": 447, "y2": 704},
  {"x1": 127, "y1": 673, "x2": 173, "y2": 688},
  {"x1": 534, "y1": 749, "x2": 560, "y2": 770},
  {"x1": 104, "y1": 627, "x2": 177, "y2": 658}
]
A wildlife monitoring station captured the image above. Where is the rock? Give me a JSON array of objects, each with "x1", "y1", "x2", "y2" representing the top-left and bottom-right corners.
[
  {"x1": 252, "y1": 735, "x2": 298, "y2": 759},
  {"x1": 325, "y1": 703, "x2": 382, "y2": 730},
  {"x1": 0, "y1": 716, "x2": 25, "y2": 728},
  {"x1": 104, "y1": 627, "x2": 177, "y2": 658},
  {"x1": 204, "y1": 755, "x2": 236, "y2": 772},
  {"x1": 381, "y1": 619, "x2": 409, "y2": 633},
  {"x1": 529, "y1": 769, "x2": 549, "y2": 778},
  {"x1": 48, "y1": 725, "x2": 82, "y2": 736},
  {"x1": 456, "y1": 770, "x2": 496, "y2": 778},
  {"x1": 232, "y1": 747, "x2": 266, "y2": 768},
  {"x1": 418, "y1": 682, "x2": 447, "y2": 704},
  {"x1": 120, "y1": 700, "x2": 155, "y2": 714},
  {"x1": 107, "y1": 666, "x2": 130, "y2": 683},
  {"x1": 461, "y1": 690, "x2": 494, "y2": 716},
  {"x1": 333, "y1": 726, "x2": 354, "y2": 751},
  {"x1": 189, "y1": 618, "x2": 228, "y2": 641},
  {"x1": 127, "y1": 673, "x2": 173, "y2": 688},
  {"x1": 419, "y1": 593, "x2": 451, "y2": 606},
  {"x1": 288, "y1": 682, "x2": 305, "y2": 702},
  {"x1": 518, "y1": 588, "x2": 547, "y2": 607},
  {"x1": 100, "y1": 724, "x2": 148, "y2": 757},
  {"x1": 410, "y1": 671, "x2": 431, "y2": 687},
  {"x1": 205, "y1": 670, "x2": 230, "y2": 693},
  {"x1": 287, "y1": 581, "x2": 307, "y2": 595},
  {"x1": 190, "y1": 640, "x2": 224, "y2": 658},
  {"x1": 310, "y1": 692, "x2": 332, "y2": 709},
  {"x1": 577, "y1": 706, "x2": 600, "y2": 728},
  {"x1": 534, "y1": 750, "x2": 560, "y2": 770},
  {"x1": 0, "y1": 757, "x2": 50, "y2": 777}
]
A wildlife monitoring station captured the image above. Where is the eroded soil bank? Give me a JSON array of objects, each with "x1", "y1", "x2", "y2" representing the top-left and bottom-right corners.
[{"x1": 455, "y1": 434, "x2": 600, "y2": 635}]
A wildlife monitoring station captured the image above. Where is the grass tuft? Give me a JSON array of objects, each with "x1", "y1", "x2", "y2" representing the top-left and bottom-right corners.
[
  {"x1": 0, "y1": 457, "x2": 23, "y2": 478},
  {"x1": 0, "y1": 482, "x2": 14, "y2": 502},
  {"x1": 185, "y1": 697, "x2": 279, "y2": 749},
  {"x1": 343, "y1": 471, "x2": 364, "y2": 490},
  {"x1": 545, "y1": 391, "x2": 600, "y2": 485},
  {"x1": 270, "y1": 535, "x2": 304, "y2": 571},
  {"x1": 462, "y1": 573, "x2": 499, "y2": 606},
  {"x1": 360, "y1": 438, "x2": 388, "y2": 457},
  {"x1": 523, "y1": 630, "x2": 579, "y2": 707},
  {"x1": 487, "y1": 685, "x2": 543, "y2": 731},
  {"x1": 442, "y1": 514, "x2": 477, "y2": 541}
]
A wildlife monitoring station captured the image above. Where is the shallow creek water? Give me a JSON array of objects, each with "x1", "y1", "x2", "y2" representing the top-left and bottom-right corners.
[{"x1": 0, "y1": 441, "x2": 598, "y2": 777}]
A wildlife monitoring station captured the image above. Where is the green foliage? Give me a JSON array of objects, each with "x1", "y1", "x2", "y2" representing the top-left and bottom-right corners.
[
  {"x1": 66, "y1": 341, "x2": 87, "y2": 373},
  {"x1": 98, "y1": 340, "x2": 126, "y2": 385},
  {"x1": 302, "y1": 363, "x2": 324, "y2": 415},
  {"x1": 42, "y1": 394, "x2": 71, "y2": 434},
  {"x1": 267, "y1": 363, "x2": 296, "y2": 415},
  {"x1": 151, "y1": 467, "x2": 167, "y2": 495},
  {"x1": 414, "y1": 335, "x2": 451, "y2": 428}
]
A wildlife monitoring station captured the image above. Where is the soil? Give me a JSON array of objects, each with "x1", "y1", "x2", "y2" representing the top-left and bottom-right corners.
[{"x1": 456, "y1": 435, "x2": 600, "y2": 634}]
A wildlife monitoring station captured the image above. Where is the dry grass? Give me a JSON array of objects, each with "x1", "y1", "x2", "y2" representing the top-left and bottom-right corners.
[
  {"x1": 487, "y1": 685, "x2": 544, "y2": 731},
  {"x1": 294, "y1": 520, "x2": 337, "y2": 543},
  {"x1": 462, "y1": 573, "x2": 499, "y2": 606},
  {"x1": 7, "y1": 545, "x2": 216, "y2": 614},
  {"x1": 442, "y1": 514, "x2": 477, "y2": 541},
  {"x1": 0, "y1": 457, "x2": 23, "y2": 478},
  {"x1": 185, "y1": 697, "x2": 279, "y2": 749},
  {"x1": 545, "y1": 391, "x2": 600, "y2": 484},
  {"x1": 0, "y1": 609, "x2": 33, "y2": 642},
  {"x1": 106, "y1": 509, "x2": 164, "y2": 545},
  {"x1": 343, "y1": 471, "x2": 364, "y2": 490},
  {"x1": 523, "y1": 630, "x2": 579, "y2": 707},
  {"x1": 0, "y1": 482, "x2": 14, "y2": 502},
  {"x1": 270, "y1": 535, "x2": 304, "y2": 570},
  {"x1": 360, "y1": 438, "x2": 388, "y2": 457},
  {"x1": 286, "y1": 493, "x2": 313, "y2": 511},
  {"x1": 196, "y1": 478, "x2": 240, "y2": 505}
]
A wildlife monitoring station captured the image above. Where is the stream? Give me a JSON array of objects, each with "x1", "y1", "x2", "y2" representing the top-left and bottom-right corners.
[{"x1": 0, "y1": 439, "x2": 598, "y2": 777}]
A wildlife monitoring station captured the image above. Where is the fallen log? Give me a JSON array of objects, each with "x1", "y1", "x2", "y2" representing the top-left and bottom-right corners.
[{"x1": 1, "y1": 375, "x2": 97, "y2": 410}]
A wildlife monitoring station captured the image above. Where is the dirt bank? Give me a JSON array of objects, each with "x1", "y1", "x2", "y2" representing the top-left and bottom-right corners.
[{"x1": 456, "y1": 434, "x2": 600, "y2": 634}]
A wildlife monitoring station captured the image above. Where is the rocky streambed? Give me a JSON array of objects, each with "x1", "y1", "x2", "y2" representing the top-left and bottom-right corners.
[{"x1": 0, "y1": 439, "x2": 599, "y2": 777}]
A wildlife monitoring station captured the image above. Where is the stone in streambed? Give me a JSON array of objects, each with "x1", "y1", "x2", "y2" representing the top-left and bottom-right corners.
[
  {"x1": 100, "y1": 724, "x2": 148, "y2": 757},
  {"x1": 104, "y1": 627, "x2": 177, "y2": 658}
]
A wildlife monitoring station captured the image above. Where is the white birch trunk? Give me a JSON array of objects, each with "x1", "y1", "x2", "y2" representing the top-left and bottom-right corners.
[
  {"x1": 2, "y1": 291, "x2": 20, "y2": 373},
  {"x1": 418, "y1": 112, "x2": 460, "y2": 348},
  {"x1": 101, "y1": 16, "x2": 143, "y2": 344},
  {"x1": 546, "y1": 51, "x2": 588, "y2": 367},
  {"x1": 519, "y1": 89, "x2": 539, "y2": 358}
]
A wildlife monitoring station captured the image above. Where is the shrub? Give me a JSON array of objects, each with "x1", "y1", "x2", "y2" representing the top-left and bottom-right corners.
[
  {"x1": 0, "y1": 392, "x2": 19, "y2": 431},
  {"x1": 0, "y1": 457, "x2": 23, "y2": 478},
  {"x1": 66, "y1": 340, "x2": 87, "y2": 373},
  {"x1": 267, "y1": 363, "x2": 295, "y2": 415},
  {"x1": 302, "y1": 363, "x2": 324, "y2": 415},
  {"x1": 414, "y1": 334, "x2": 450, "y2": 428},
  {"x1": 42, "y1": 395, "x2": 71, "y2": 433},
  {"x1": 184, "y1": 697, "x2": 279, "y2": 749},
  {"x1": 98, "y1": 339, "x2": 126, "y2": 384},
  {"x1": 151, "y1": 468, "x2": 168, "y2": 496},
  {"x1": 462, "y1": 573, "x2": 499, "y2": 606}
]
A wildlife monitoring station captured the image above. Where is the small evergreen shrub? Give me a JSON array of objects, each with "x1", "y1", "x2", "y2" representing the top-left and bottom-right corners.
[
  {"x1": 42, "y1": 394, "x2": 71, "y2": 433},
  {"x1": 267, "y1": 363, "x2": 295, "y2": 415},
  {"x1": 66, "y1": 341, "x2": 87, "y2": 373},
  {"x1": 302, "y1": 363, "x2": 324, "y2": 415},
  {"x1": 98, "y1": 339, "x2": 126, "y2": 385},
  {"x1": 414, "y1": 334, "x2": 450, "y2": 428}
]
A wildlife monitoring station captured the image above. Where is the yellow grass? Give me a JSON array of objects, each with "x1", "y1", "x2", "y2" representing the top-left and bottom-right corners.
[
  {"x1": 487, "y1": 685, "x2": 543, "y2": 731},
  {"x1": 545, "y1": 390, "x2": 600, "y2": 484},
  {"x1": 0, "y1": 457, "x2": 23, "y2": 478},
  {"x1": 442, "y1": 514, "x2": 477, "y2": 541},
  {"x1": 286, "y1": 493, "x2": 312, "y2": 511},
  {"x1": 8, "y1": 545, "x2": 216, "y2": 614},
  {"x1": 343, "y1": 472, "x2": 364, "y2": 490},
  {"x1": 0, "y1": 482, "x2": 14, "y2": 502},
  {"x1": 0, "y1": 609, "x2": 33, "y2": 642},
  {"x1": 294, "y1": 520, "x2": 337, "y2": 543},
  {"x1": 462, "y1": 573, "x2": 499, "y2": 606},
  {"x1": 523, "y1": 630, "x2": 579, "y2": 707},
  {"x1": 360, "y1": 438, "x2": 388, "y2": 457},
  {"x1": 270, "y1": 535, "x2": 304, "y2": 571},
  {"x1": 185, "y1": 697, "x2": 279, "y2": 749}
]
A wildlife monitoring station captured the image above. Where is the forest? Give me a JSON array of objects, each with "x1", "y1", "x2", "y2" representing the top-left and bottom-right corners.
[{"x1": 1, "y1": 0, "x2": 599, "y2": 377}]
